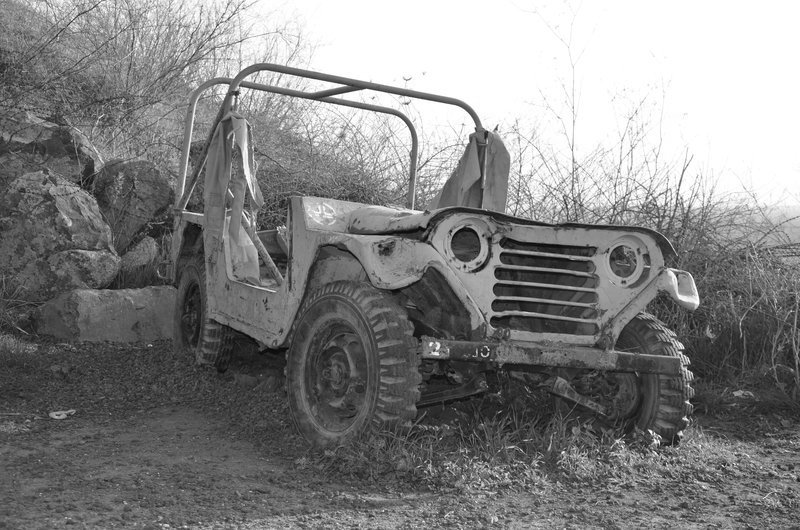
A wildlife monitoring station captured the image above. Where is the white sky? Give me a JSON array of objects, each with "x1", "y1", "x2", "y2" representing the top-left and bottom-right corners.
[{"x1": 265, "y1": 0, "x2": 800, "y2": 204}]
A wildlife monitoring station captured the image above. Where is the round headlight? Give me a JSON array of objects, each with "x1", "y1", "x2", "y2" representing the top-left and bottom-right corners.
[
  {"x1": 606, "y1": 237, "x2": 647, "y2": 286},
  {"x1": 609, "y1": 244, "x2": 638, "y2": 279}
]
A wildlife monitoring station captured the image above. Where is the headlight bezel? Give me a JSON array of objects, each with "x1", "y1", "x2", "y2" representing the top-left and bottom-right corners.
[
  {"x1": 436, "y1": 217, "x2": 493, "y2": 273},
  {"x1": 604, "y1": 235, "x2": 649, "y2": 287}
]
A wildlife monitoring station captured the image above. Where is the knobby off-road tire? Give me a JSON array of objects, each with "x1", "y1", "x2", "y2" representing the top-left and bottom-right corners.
[
  {"x1": 173, "y1": 256, "x2": 235, "y2": 373},
  {"x1": 565, "y1": 313, "x2": 694, "y2": 445},
  {"x1": 616, "y1": 313, "x2": 694, "y2": 444},
  {"x1": 286, "y1": 281, "x2": 421, "y2": 447}
]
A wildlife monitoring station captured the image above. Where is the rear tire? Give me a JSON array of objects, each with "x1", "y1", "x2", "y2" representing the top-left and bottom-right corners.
[
  {"x1": 173, "y1": 255, "x2": 235, "y2": 372},
  {"x1": 286, "y1": 281, "x2": 421, "y2": 447}
]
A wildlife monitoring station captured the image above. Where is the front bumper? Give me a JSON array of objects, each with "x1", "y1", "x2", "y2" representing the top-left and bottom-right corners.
[{"x1": 419, "y1": 336, "x2": 681, "y2": 376}]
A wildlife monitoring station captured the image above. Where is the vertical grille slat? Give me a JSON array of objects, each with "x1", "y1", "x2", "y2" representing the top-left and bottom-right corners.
[{"x1": 492, "y1": 238, "x2": 600, "y2": 336}]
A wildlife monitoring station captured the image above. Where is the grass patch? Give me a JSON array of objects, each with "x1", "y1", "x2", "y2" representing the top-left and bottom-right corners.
[
  {"x1": 304, "y1": 384, "x2": 681, "y2": 494},
  {"x1": 306, "y1": 403, "x2": 773, "y2": 496},
  {"x1": 302, "y1": 375, "x2": 796, "y2": 498},
  {"x1": 0, "y1": 276, "x2": 37, "y2": 334},
  {"x1": 0, "y1": 332, "x2": 38, "y2": 355}
]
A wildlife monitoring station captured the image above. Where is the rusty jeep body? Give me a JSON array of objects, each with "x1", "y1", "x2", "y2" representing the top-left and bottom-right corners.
[{"x1": 170, "y1": 64, "x2": 699, "y2": 446}]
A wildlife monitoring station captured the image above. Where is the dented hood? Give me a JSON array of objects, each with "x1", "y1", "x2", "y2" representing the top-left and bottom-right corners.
[
  {"x1": 345, "y1": 203, "x2": 677, "y2": 258},
  {"x1": 297, "y1": 196, "x2": 676, "y2": 259},
  {"x1": 346, "y1": 204, "x2": 433, "y2": 233}
]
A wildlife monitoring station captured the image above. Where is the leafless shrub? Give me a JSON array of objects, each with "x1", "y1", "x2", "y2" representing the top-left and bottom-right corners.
[{"x1": 1, "y1": 0, "x2": 309, "y2": 168}]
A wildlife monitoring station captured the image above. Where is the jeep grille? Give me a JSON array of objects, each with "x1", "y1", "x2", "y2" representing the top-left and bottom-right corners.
[{"x1": 491, "y1": 238, "x2": 600, "y2": 335}]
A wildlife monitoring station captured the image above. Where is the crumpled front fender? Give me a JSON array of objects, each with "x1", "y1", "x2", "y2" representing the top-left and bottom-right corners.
[
  {"x1": 350, "y1": 237, "x2": 437, "y2": 289},
  {"x1": 336, "y1": 236, "x2": 488, "y2": 330}
]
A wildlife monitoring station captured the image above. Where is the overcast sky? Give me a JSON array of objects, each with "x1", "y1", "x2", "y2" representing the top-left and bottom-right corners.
[{"x1": 267, "y1": 0, "x2": 799, "y2": 204}]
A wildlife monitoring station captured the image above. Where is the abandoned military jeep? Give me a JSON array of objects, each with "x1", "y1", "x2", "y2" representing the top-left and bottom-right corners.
[{"x1": 170, "y1": 64, "x2": 700, "y2": 447}]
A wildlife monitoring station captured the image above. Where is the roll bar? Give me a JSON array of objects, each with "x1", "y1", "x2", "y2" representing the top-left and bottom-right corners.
[{"x1": 176, "y1": 63, "x2": 485, "y2": 211}]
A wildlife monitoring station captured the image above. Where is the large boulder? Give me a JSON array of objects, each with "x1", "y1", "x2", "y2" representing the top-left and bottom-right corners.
[
  {"x1": 0, "y1": 171, "x2": 120, "y2": 302},
  {"x1": 0, "y1": 111, "x2": 103, "y2": 193},
  {"x1": 35, "y1": 286, "x2": 176, "y2": 342},
  {"x1": 92, "y1": 159, "x2": 174, "y2": 253}
]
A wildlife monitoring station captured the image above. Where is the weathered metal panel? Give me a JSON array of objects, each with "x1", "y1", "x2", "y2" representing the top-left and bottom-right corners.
[
  {"x1": 176, "y1": 193, "x2": 697, "y2": 353},
  {"x1": 424, "y1": 211, "x2": 697, "y2": 346},
  {"x1": 419, "y1": 337, "x2": 682, "y2": 375}
]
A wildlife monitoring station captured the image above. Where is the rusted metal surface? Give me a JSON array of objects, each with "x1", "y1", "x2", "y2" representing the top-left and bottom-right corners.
[
  {"x1": 419, "y1": 336, "x2": 682, "y2": 375},
  {"x1": 225, "y1": 63, "x2": 483, "y2": 129},
  {"x1": 347, "y1": 204, "x2": 431, "y2": 234},
  {"x1": 179, "y1": 191, "x2": 700, "y2": 350},
  {"x1": 417, "y1": 375, "x2": 489, "y2": 407},
  {"x1": 420, "y1": 209, "x2": 699, "y2": 347},
  {"x1": 244, "y1": 223, "x2": 282, "y2": 286}
]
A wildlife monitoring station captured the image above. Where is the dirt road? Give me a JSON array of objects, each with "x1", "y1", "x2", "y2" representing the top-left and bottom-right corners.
[{"x1": 1, "y1": 339, "x2": 798, "y2": 528}]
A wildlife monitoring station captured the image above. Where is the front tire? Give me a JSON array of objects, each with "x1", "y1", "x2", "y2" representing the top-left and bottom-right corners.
[
  {"x1": 173, "y1": 255, "x2": 235, "y2": 372},
  {"x1": 564, "y1": 313, "x2": 694, "y2": 445},
  {"x1": 286, "y1": 281, "x2": 421, "y2": 447}
]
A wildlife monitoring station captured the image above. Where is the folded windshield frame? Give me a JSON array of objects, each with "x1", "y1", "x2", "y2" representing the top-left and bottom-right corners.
[{"x1": 176, "y1": 63, "x2": 485, "y2": 211}]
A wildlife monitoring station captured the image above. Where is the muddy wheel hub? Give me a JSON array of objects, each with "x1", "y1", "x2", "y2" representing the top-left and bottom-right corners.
[
  {"x1": 571, "y1": 370, "x2": 641, "y2": 420},
  {"x1": 306, "y1": 324, "x2": 368, "y2": 432}
]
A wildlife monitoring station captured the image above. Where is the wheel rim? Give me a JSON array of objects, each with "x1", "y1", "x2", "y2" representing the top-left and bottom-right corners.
[
  {"x1": 305, "y1": 321, "x2": 369, "y2": 433},
  {"x1": 181, "y1": 282, "x2": 202, "y2": 348},
  {"x1": 570, "y1": 370, "x2": 641, "y2": 421}
]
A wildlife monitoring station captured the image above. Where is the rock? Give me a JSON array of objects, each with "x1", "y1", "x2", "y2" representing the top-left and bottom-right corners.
[
  {"x1": 92, "y1": 160, "x2": 174, "y2": 254},
  {"x1": 0, "y1": 111, "x2": 102, "y2": 192},
  {"x1": 234, "y1": 373, "x2": 260, "y2": 389},
  {"x1": 0, "y1": 171, "x2": 120, "y2": 302},
  {"x1": 35, "y1": 286, "x2": 176, "y2": 342},
  {"x1": 120, "y1": 236, "x2": 159, "y2": 273}
]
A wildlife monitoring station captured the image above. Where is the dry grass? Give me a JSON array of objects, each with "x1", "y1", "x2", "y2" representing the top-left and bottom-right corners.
[
  {"x1": 304, "y1": 395, "x2": 744, "y2": 496},
  {"x1": 307, "y1": 382, "x2": 677, "y2": 493},
  {"x1": 0, "y1": 276, "x2": 37, "y2": 334}
]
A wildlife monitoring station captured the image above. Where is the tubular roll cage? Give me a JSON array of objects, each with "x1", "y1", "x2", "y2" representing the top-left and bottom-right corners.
[{"x1": 175, "y1": 63, "x2": 486, "y2": 212}]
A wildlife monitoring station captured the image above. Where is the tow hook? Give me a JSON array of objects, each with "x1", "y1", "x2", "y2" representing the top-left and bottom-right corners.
[{"x1": 545, "y1": 376, "x2": 607, "y2": 416}]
